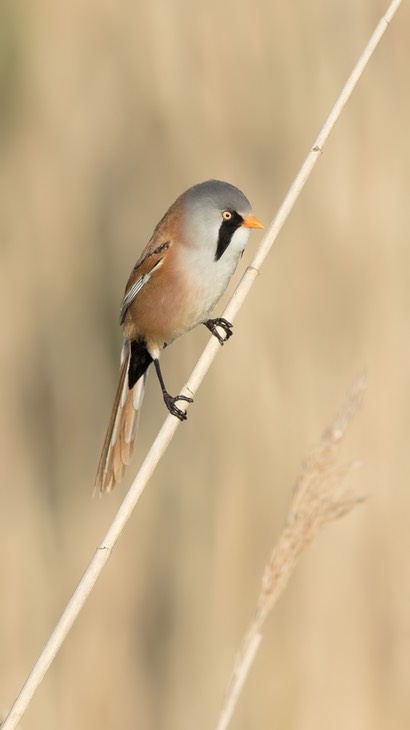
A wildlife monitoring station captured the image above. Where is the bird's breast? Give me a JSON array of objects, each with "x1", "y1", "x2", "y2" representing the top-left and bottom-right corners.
[
  {"x1": 176, "y1": 240, "x2": 242, "y2": 318},
  {"x1": 123, "y1": 237, "x2": 243, "y2": 348}
]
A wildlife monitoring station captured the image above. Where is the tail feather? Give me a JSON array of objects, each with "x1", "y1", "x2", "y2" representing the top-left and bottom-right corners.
[{"x1": 94, "y1": 340, "x2": 147, "y2": 493}]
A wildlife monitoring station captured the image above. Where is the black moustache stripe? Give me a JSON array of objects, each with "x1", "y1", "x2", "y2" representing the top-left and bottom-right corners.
[{"x1": 214, "y1": 211, "x2": 244, "y2": 261}]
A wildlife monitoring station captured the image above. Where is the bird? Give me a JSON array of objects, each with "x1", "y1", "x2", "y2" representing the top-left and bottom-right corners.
[{"x1": 95, "y1": 179, "x2": 263, "y2": 493}]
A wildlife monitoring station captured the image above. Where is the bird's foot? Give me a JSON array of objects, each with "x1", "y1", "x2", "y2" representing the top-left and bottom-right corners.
[
  {"x1": 204, "y1": 317, "x2": 233, "y2": 345},
  {"x1": 163, "y1": 392, "x2": 193, "y2": 421}
]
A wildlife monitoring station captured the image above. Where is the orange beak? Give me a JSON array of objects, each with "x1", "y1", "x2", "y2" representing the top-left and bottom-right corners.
[{"x1": 242, "y1": 214, "x2": 264, "y2": 229}]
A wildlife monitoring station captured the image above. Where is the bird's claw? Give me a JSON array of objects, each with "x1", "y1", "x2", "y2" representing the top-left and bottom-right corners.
[
  {"x1": 163, "y1": 392, "x2": 193, "y2": 421},
  {"x1": 204, "y1": 317, "x2": 233, "y2": 345}
]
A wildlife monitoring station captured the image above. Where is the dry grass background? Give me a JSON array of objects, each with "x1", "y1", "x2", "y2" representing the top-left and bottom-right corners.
[{"x1": 0, "y1": 1, "x2": 409, "y2": 728}]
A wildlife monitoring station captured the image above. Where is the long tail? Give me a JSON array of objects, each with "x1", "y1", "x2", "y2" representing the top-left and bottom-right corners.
[{"x1": 94, "y1": 340, "x2": 148, "y2": 493}]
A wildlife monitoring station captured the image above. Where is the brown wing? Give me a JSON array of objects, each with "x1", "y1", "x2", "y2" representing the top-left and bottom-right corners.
[
  {"x1": 119, "y1": 193, "x2": 184, "y2": 325},
  {"x1": 120, "y1": 242, "x2": 171, "y2": 325}
]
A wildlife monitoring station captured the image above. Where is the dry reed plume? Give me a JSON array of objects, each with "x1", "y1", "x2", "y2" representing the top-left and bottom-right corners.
[{"x1": 216, "y1": 374, "x2": 366, "y2": 730}]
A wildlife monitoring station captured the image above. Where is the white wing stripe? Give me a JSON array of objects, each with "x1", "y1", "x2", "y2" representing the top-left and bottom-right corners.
[{"x1": 120, "y1": 258, "x2": 164, "y2": 323}]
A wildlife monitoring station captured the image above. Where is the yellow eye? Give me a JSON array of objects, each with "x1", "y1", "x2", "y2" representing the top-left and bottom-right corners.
[{"x1": 222, "y1": 210, "x2": 232, "y2": 221}]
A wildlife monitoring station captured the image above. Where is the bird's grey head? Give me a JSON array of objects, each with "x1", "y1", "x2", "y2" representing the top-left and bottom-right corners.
[{"x1": 182, "y1": 179, "x2": 254, "y2": 261}]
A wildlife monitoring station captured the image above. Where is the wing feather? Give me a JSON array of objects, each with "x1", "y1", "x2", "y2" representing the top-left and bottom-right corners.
[{"x1": 119, "y1": 244, "x2": 170, "y2": 324}]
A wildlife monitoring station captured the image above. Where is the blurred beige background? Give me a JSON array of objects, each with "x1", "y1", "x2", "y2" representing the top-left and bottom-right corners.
[{"x1": 1, "y1": 1, "x2": 409, "y2": 728}]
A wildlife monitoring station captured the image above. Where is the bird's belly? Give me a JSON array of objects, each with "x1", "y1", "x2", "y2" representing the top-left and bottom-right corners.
[{"x1": 124, "y1": 249, "x2": 239, "y2": 348}]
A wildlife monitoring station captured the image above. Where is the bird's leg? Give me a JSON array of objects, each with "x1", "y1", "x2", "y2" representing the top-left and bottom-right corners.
[
  {"x1": 153, "y1": 359, "x2": 193, "y2": 421},
  {"x1": 204, "y1": 317, "x2": 233, "y2": 345}
]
